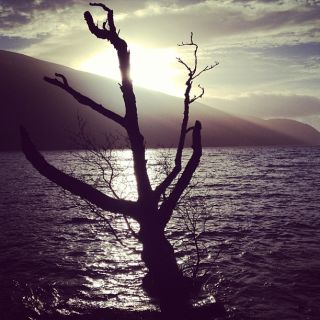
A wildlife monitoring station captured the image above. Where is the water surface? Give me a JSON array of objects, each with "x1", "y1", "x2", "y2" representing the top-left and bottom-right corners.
[{"x1": 0, "y1": 146, "x2": 319, "y2": 319}]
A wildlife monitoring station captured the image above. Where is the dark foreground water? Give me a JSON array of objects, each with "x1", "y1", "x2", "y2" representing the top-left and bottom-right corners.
[{"x1": 0, "y1": 146, "x2": 320, "y2": 320}]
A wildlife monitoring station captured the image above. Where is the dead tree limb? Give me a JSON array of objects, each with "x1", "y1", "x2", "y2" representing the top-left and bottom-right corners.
[
  {"x1": 154, "y1": 32, "x2": 216, "y2": 202},
  {"x1": 84, "y1": 3, "x2": 152, "y2": 199},
  {"x1": 159, "y1": 121, "x2": 202, "y2": 226},
  {"x1": 44, "y1": 73, "x2": 125, "y2": 126},
  {"x1": 20, "y1": 126, "x2": 138, "y2": 220}
]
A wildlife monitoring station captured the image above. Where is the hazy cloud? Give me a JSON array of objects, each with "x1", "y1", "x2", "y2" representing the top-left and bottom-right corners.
[
  {"x1": 0, "y1": 0, "x2": 80, "y2": 29},
  {"x1": 2, "y1": 0, "x2": 319, "y2": 43},
  {"x1": 0, "y1": 34, "x2": 47, "y2": 50},
  {"x1": 0, "y1": 0, "x2": 146, "y2": 29},
  {"x1": 259, "y1": 42, "x2": 320, "y2": 59}
]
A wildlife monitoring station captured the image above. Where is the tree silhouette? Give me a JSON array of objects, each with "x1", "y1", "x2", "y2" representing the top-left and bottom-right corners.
[{"x1": 20, "y1": 3, "x2": 218, "y2": 319}]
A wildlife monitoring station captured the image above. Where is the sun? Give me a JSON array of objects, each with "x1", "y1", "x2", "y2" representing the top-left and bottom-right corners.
[{"x1": 79, "y1": 44, "x2": 182, "y2": 97}]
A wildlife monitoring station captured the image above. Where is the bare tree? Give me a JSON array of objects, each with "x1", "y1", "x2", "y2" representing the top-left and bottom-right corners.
[{"x1": 20, "y1": 3, "x2": 218, "y2": 319}]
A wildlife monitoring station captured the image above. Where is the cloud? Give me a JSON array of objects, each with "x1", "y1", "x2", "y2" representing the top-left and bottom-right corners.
[
  {"x1": 2, "y1": 0, "x2": 319, "y2": 46},
  {"x1": 259, "y1": 42, "x2": 320, "y2": 59},
  {"x1": 0, "y1": 0, "x2": 80, "y2": 29},
  {"x1": 0, "y1": 6, "x2": 32, "y2": 28},
  {"x1": 0, "y1": 0, "x2": 147, "y2": 30},
  {"x1": 103, "y1": 0, "x2": 320, "y2": 49},
  {"x1": 0, "y1": 34, "x2": 47, "y2": 50}
]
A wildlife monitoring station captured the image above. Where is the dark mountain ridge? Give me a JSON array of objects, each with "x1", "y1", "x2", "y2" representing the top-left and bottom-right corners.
[{"x1": 1, "y1": 50, "x2": 320, "y2": 150}]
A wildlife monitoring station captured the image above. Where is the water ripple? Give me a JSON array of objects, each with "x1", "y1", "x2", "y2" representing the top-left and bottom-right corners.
[{"x1": 0, "y1": 146, "x2": 320, "y2": 319}]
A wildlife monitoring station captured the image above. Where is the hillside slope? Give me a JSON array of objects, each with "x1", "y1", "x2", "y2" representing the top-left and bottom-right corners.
[{"x1": 1, "y1": 50, "x2": 320, "y2": 150}]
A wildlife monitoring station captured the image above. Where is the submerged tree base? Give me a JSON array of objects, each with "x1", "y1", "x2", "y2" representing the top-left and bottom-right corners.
[{"x1": 19, "y1": 3, "x2": 221, "y2": 319}]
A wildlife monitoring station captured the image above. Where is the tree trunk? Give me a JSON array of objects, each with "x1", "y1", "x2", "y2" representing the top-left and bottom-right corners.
[{"x1": 139, "y1": 218, "x2": 192, "y2": 319}]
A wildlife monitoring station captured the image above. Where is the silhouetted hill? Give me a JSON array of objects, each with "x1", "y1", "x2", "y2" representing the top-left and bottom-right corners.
[{"x1": 1, "y1": 50, "x2": 320, "y2": 150}]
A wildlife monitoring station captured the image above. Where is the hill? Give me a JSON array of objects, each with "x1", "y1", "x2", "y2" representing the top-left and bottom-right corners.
[{"x1": 1, "y1": 50, "x2": 320, "y2": 150}]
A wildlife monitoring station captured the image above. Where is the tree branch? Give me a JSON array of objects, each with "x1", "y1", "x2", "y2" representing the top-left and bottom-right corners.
[
  {"x1": 154, "y1": 33, "x2": 215, "y2": 200},
  {"x1": 89, "y1": 2, "x2": 116, "y2": 33},
  {"x1": 44, "y1": 73, "x2": 125, "y2": 127},
  {"x1": 176, "y1": 57, "x2": 192, "y2": 74},
  {"x1": 20, "y1": 126, "x2": 139, "y2": 220},
  {"x1": 84, "y1": 5, "x2": 129, "y2": 81},
  {"x1": 193, "y1": 62, "x2": 219, "y2": 80},
  {"x1": 159, "y1": 121, "x2": 202, "y2": 227},
  {"x1": 84, "y1": 3, "x2": 152, "y2": 200},
  {"x1": 84, "y1": 3, "x2": 116, "y2": 40},
  {"x1": 190, "y1": 84, "x2": 205, "y2": 104}
]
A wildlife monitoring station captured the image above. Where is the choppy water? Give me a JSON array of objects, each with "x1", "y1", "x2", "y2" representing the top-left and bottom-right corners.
[{"x1": 0, "y1": 146, "x2": 320, "y2": 320}]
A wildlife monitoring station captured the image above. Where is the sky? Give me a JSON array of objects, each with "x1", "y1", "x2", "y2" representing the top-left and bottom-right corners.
[{"x1": 1, "y1": 0, "x2": 320, "y2": 129}]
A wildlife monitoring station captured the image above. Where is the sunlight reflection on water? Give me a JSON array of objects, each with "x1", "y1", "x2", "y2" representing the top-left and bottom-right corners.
[{"x1": 0, "y1": 146, "x2": 320, "y2": 319}]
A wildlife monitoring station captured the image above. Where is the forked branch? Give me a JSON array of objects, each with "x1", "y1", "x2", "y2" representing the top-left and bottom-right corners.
[
  {"x1": 84, "y1": 3, "x2": 117, "y2": 39},
  {"x1": 155, "y1": 33, "x2": 216, "y2": 200},
  {"x1": 84, "y1": 3, "x2": 130, "y2": 84},
  {"x1": 177, "y1": 32, "x2": 219, "y2": 81},
  {"x1": 84, "y1": 3, "x2": 152, "y2": 199},
  {"x1": 159, "y1": 121, "x2": 202, "y2": 227},
  {"x1": 193, "y1": 63, "x2": 218, "y2": 80},
  {"x1": 190, "y1": 84, "x2": 205, "y2": 104}
]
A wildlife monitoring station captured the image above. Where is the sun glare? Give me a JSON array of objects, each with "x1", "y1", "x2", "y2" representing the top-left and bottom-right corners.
[{"x1": 79, "y1": 44, "x2": 182, "y2": 97}]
